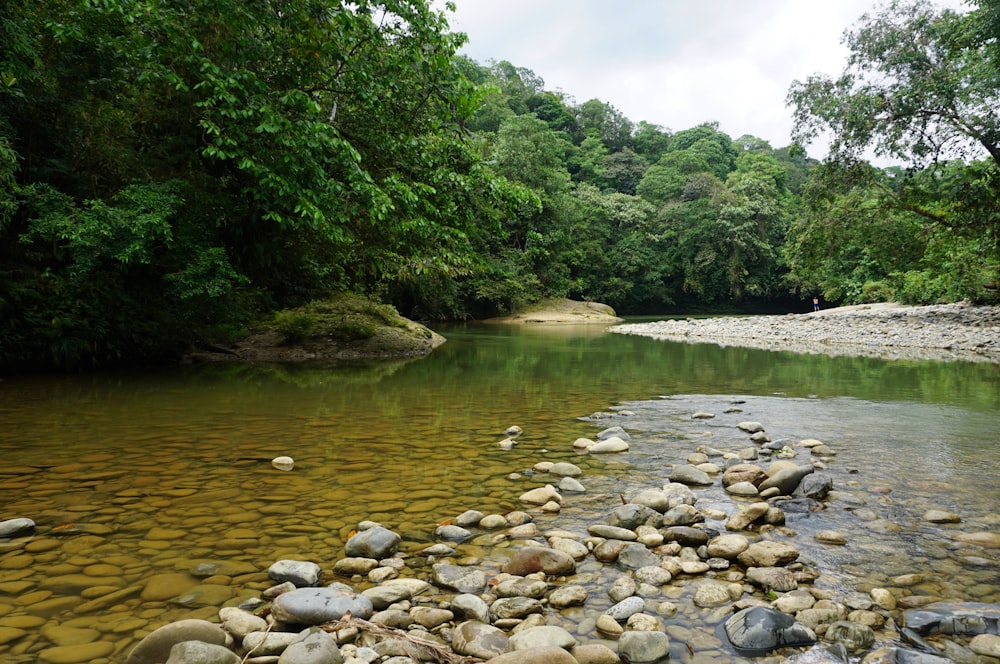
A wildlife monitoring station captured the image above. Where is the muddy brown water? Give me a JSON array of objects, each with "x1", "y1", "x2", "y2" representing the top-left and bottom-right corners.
[{"x1": 1, "y1": 322, "x2": 998, "y2": 662}]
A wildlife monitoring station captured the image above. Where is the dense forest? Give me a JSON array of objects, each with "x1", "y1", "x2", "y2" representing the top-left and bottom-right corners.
[{"x1": 1, "y1": 0, "x2": 997, "y2": 370}]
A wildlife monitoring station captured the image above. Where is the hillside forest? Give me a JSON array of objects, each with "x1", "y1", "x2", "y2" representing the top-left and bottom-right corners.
[{"x1": 1, "y1": 0, "x2": 998, "y2": 370}]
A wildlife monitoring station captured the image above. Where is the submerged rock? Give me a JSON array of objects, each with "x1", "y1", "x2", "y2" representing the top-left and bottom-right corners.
[
  {"x1": 126, "y1": 619, "x2": 229, "y2": 664},
  {"x1": 903, "y1": 601, "x2": 1000, "y2": 636},
  {"x1": 725, "y1": 606, "x2": 817, "y2": 654}
]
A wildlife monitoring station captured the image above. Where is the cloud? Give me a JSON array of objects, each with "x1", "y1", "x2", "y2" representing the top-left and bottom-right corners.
[{"x1": 439, "y1": 0, "x2": 968, "y2": 157}]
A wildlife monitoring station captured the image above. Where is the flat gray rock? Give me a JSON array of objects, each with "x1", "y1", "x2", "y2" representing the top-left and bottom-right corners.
[{"x1": 270, "y1": 584, "x2": 373, "y2": 625}]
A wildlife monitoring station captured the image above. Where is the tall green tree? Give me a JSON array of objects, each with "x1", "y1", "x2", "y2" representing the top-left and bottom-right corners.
[
  {"x1": 576, "y1": 99, "x2": 634, "y2": 152},
  {"x1": 0, "y1": 0, "x2": 526, "y2": 368},
  {"x1": 787, "y1": 0, "x2": 999, "y2": 303}
]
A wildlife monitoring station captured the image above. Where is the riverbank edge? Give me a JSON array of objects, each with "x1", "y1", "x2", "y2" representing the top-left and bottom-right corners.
[
  {"x1": 610, "y1": 302, "x2": 1000, "y2": 364},
  {"x1": 483, "y1": 299, "x2": 623, "y2": 325},
  {"x1": 182, "y1": 293, "x2": 446, "y2": 364}
]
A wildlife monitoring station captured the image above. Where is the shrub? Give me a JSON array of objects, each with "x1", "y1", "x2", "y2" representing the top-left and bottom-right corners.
[{"x1": 272, "y1": 311, "x2": 317, "y2": 342}]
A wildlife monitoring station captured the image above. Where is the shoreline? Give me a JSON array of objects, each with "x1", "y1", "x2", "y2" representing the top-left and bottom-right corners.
[{"x1": 611, "y1": 302, "x2": 1000, "y2": 364}]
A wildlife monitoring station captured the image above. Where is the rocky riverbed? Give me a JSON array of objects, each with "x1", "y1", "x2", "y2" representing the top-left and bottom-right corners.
[
  {"x1": 5, "y1": 399, "x2": 997, "y2": 664},
  {"x1": 610, "y1": 302, "x2": 1000, "y2": 363}
]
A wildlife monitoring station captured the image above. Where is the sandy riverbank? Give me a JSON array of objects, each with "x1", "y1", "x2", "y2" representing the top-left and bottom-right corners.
[
  {"x1": 484, "y1": 299, "x2": 623, "y2": 325},
  {"x1": 611, "y1": 302, "x2": 1000, "y2": 364}
]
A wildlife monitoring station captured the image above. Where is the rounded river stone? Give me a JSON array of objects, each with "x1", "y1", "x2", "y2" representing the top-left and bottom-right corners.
[
  {"x1": 344, "y1": 526, "x2": 400, "y2": 559},
  {"x1": 126, "y1": 619, "x2": 229, "y2": 664},
  {"x1": 270, "y1": 584, "x2": 374, "y2": 625},
  {"x1": 724, "y1": 606, "x2": 817, "y2": 654},
  {"x1": 0, "y1": 518, "x2": 36, "y2": 538},
  {"x1": 502, "y1": 546, "x2": 576, "y2": 576}
]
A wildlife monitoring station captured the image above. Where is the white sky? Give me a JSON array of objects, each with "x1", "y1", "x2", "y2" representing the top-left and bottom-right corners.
[{"x1": 439, "y1": 0, "x2": 969, "y2": 160}]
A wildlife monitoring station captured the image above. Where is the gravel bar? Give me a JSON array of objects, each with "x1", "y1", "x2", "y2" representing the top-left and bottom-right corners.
[{"x1": 611, "y1": 302, "x2": 1000, "y2": 363}]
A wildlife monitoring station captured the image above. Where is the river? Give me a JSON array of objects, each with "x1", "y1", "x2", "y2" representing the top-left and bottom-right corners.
[{"x1": 1, "y1": 321, "x2": 998, "y2": 662}]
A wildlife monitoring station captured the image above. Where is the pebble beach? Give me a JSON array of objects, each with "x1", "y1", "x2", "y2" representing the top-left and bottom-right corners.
[{"x1": 611, "y1": 302, "x2": 1000, "y2": 363}]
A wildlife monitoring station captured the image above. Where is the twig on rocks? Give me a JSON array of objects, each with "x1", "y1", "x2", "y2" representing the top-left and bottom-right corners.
[
  {"x1": 321, "y1": 613, "x2": 484, "y2": 664},
  {"x1": 240, "y1": 620, "x2": 274, "y2": 664}
]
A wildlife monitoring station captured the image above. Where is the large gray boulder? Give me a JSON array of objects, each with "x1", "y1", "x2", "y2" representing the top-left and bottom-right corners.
[
  {"x1": 608, "y1": 503, "x2": 661, "y2": 530},
  {"x1": 616, "y1": 542, "x2": 662, "y2": 570},
  {"x1": 725, "y1": 606, "x2": 816, "y2": 654},
  {"x1": 904, "y1": 601, "x2": 1000, "y2": 636},
  {"x1": 758, "y1": 464, "x2": 814, "y2": 496},
  {"x1": 270, "y1": 583, "x2": 373, "y2": 625},
  {"x1": 795, "y1": 472, "x2": 833, "y2": 499}
]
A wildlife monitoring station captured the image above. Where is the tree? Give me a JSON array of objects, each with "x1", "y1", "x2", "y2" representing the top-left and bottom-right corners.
[
  {"x1": 0, "y1": 0, "x2": 532, "y2": 368},
  {"x1": 489, "y1": 60, "x2": 545, "y2": 115},
  {"x1": 635, "y1": 149, "x2": 712, "y2": 204},
  {"x1": 603, "y1": 148, "x2": 647, "y2": 195},
  {"x1": 527, "y1": 91, "x2": 578, "y2": 135},
  {"x1": 717, "y1": 167, "x2": 787, "y2": 300},
  {"x1": 486, "y1": 115, "x2": 572, "y2": 296},
  {"x1": 631, "y1": 121, "x2": 672, "y2": 162},
  {"x1": 787, "y1": 0, "x2": 999, "y2": 302},
  {"x1": 784, "y1": 168, "x2": 928, "y2": 302},
  {"x1": 568, "y1": 136, "x2": 609, "y2": 186},
  {"x1": 788, "y1": 0, "x2": 999, "y2": 167},
  {"x1": 576, "y1": 99, "x2": 634, "y2": 152}
]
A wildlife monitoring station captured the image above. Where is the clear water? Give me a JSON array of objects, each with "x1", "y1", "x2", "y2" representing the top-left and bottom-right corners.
[{"x1": 0, "y1": 322, "x2": 997, "y2": 662}]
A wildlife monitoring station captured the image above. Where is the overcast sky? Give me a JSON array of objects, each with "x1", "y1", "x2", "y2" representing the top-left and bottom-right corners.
[{"x1": 440, "y1": 0, "x2": 967, "y2": 161}]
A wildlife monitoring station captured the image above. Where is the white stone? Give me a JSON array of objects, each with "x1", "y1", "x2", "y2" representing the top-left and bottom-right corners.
[
  {"x1": 271, "y1": 456, "x2": 294, "y2": 471},
  {"x1": 588, "y1": 436, "x2": 630, "y2": 453},
  {"x1": 519, "y1": 485, "x2": 562, "y2": 505}
]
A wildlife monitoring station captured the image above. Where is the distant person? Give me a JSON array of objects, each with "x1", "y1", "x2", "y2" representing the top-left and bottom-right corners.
[{"x1": 813, "y1": 296, "x2": 820, "y2": 312}]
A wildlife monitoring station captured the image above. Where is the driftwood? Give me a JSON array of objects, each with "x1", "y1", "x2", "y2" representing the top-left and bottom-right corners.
[{"x1": 320, "y1": 612, "x2": 484, "y2": 664}]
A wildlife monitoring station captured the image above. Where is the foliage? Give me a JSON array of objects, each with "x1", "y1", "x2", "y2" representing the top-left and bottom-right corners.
[
  {"x1": 0, "y1": 0, "x2": 525, "y2": 369},
  {"x1": 4, "y1": 0, "x2": 996, "y2": 371},
  {"x1": 272, "y1": 311, "x2": 318, "y2": 342},
  {"x1": 789, "y1": 0, "x2": 999, "y2": 167},
  {"x1": 269, "y1": 293, "x2": 410, "y2": 344},
  {"x1": 787, "y1": 0, "x2": 999, "y2": 304}
]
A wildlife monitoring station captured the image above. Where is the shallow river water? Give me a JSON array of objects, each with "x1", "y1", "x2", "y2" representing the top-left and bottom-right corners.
[{"x1": 0, "y1": 322, "x2": 998, "y2": 662}]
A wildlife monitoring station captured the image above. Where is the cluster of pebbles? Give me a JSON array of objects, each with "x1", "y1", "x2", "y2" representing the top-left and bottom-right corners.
[
  {"x1": 611, "y1": 302, "x2": 1000, "y2": 363},
  {"x1": 6, "y1": 414, "x2": 995, "y2": 664}
]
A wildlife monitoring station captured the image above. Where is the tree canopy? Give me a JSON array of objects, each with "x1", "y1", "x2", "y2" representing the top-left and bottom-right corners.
[
  {"x1": 1, "y1": 0, "x2": 996, "y2": 371},
  {"x1": 787, "y1": 0, "x2": 999, "y2": 303}
]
